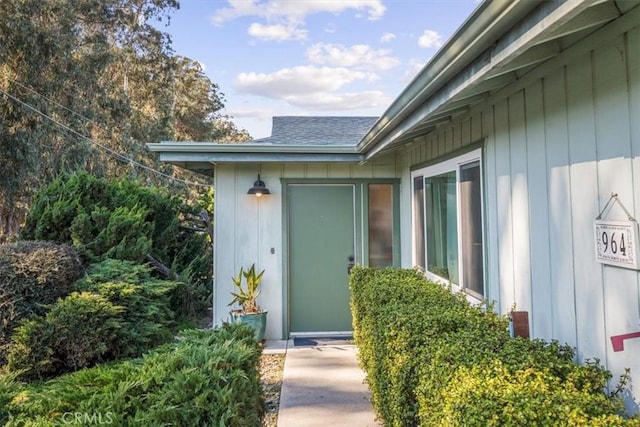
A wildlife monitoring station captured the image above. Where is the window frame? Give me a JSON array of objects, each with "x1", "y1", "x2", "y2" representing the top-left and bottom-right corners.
[
  {"x1": 362, "y1": 181, "x2": 401, "y2": 268},
  {"x1": 411, "y1": 148, "x2": 485, "y2": 299}
]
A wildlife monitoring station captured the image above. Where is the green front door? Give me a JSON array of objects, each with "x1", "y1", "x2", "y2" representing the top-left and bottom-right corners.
[{"x1": 288, "y1": 184, "x2": 355, "y2": 333}]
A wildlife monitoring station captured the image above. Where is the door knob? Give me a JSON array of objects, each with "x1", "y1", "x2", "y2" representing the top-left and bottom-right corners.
[{"x1": 347, "y1": 255, "x2": 355, "y2": 274}]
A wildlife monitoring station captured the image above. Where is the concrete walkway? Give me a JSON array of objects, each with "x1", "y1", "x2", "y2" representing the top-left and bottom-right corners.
[{"x1": 274, "y1": 340, "x2": 380, "y2": 427}]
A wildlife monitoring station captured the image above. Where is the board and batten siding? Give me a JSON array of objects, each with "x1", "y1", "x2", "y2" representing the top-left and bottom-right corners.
[
  {"x1": 213, "y1": 156, "x2": 398, "y2": 339},
  {"x1": 399, "y1": 20, "x2": 639, "y2": 410}
]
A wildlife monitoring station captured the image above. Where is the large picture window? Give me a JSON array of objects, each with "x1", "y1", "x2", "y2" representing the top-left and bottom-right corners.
[{"x1": 412, "y1": 149, "x2": 484, "y2": 298}]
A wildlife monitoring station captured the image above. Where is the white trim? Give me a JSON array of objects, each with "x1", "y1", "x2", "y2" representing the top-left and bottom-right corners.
[
  {"x1": 148, "y1": 142, "x2": 360, "y2": 153},
  {"x1": 411, "y1": 148, "x2": 485, "y2": 301}
]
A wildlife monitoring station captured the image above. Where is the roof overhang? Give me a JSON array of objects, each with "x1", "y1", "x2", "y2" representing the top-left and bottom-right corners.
[
  {"x1": 146, "y1": 142, "x2": 364, "y2": 174},
  {"x1": 358, "y1": 0, "x2": 638, "y2": 159}
]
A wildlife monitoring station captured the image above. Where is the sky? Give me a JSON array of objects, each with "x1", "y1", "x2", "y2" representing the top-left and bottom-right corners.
[{"x1": 162, "y1": 0, "x2": 480, "y2": 140}]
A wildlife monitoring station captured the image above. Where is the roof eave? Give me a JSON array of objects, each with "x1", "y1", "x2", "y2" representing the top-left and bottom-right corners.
[
  {"x1": 148, "y1": 142, "x2": 360, "y2": 154},
  {"x1": 358, "y1": 0, "x2": 615, "y2": 159},
  {"x1": 147, "y1": 142, "x2": 364, "y2": 164},
  {"x1": 157, "y1": 152, "x2": 364, "y2": 164}
]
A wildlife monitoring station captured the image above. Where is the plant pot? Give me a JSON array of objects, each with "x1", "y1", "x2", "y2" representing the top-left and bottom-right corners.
[{"x1": 230, "y1": 311, "x2": 268, "y2": 342}]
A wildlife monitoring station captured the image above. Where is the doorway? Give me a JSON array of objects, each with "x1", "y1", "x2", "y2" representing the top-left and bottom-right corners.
[{"x1": 287, "y1": 184, "x2": 355, "y2": 333}]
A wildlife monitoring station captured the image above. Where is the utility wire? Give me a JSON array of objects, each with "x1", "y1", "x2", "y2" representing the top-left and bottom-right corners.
[
  {"x1": 0, "y1": 85, "x2": 212, "y2": 188},
  {"x1": 9, "y1": 78, "x2": 100, "y2": 128}
]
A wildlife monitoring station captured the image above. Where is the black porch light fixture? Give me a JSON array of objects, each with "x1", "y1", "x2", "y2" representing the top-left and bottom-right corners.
[{"x1": 247, "y1": 174, "x2": 270, "y2": 197}]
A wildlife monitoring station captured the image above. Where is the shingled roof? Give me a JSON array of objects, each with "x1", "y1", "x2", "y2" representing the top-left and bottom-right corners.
[{"x1": 252, "y1": 116, "x2": 378, "y2": 145}]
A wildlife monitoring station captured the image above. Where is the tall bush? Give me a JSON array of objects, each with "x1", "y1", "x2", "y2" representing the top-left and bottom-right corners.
[
  {"x1": 20, "y1": 171, "x2": 212, "y2": 316},
  {"x1": 23, "y1": 172, "x2": 177, "y2": 263},
  {"x1": 350, "y1": 267, "x2": 633, "y2": 426}
]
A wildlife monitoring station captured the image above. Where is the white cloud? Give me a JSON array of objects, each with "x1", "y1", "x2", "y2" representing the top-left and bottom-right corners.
[
  {"x1": 225, "y1": 107, "x2": 273, "y2": 119},
  {"x1": 235, "y1": 66, "x2": 369, "y2": 97},
  {"x1": 418, "y1": 29, "x2": 443, "y2": 48},
  {"x1": 213, "y1": 0, "x2": 261, "y2": 25},
  {"x1": 306, "y1": 43, "x2": 399, "y2": 71},
  {"x1": 213, "y1": 0, "x2": 385, "y2": 25},
  {"x1": 284, "y1": 90, "x2": 390, "y2": 110},
  {"x1": 380, "y1": 32, "x2": 395, "y2": 43},
  {"x1": 234, "y1": 65, "x2": 389, "y2": 110},
  {"x1": 247, "y1": 22, "x2": 307, "y2": 41}
]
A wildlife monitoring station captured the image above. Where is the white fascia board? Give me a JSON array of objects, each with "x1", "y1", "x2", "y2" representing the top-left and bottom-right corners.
[
  {"x1": 147, "y1": 142, "x2": 359, "y2": 154},
  {"x1": 158, "y1": 152, "x2": 364, "y2": 163},
  {"x1": 147, "y1": 143, "x2": 364, "y2": 163}
]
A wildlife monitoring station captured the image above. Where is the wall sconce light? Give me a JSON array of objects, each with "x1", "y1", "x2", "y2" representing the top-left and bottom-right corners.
[{"x1": 247, "y1": 174, "x2": 270, "y2": 197}]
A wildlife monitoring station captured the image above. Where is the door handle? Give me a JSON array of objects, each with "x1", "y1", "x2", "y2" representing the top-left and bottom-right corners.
[{"x1": 347, "y1": 255, "x2": 355, "y2": 274}]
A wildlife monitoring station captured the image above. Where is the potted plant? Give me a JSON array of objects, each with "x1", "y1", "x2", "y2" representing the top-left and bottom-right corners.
[{"x1": 228, "y1": 263, "x2": 267, "y2": 342}]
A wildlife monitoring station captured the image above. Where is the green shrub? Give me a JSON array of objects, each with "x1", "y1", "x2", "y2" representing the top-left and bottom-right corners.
[
  {"x1": 1, "y1": 324, "x2": 263, "y2": 426},
  {"x1": 76, "y1": 259, "x2": 183, "y2": 316},
  {"x1": 0, "y1": 371, "x2": 21, "y2": 425},
  {"x1": 350, "y1": 267, "x2": 633, "y2": 426},
  {"x1": 6, "y1": 292, "x2": 123, "y2": 380},
  {"x1": 5, "y1": 260, "x2": 189, "y2": 380},
  {"x1": 74, "y1": 259, "x2": 181, "y2": 358},
  {"x1": 70, "y1": 205, "x2": 153, "y2": 263},
  {"x1": 22, "y1": 172, "x2": 177, "y2": 264},
  {"x1": 0, "y1": 241, "x2": 84, "y2": 361},
  {"x1": 21, "y1": 171, "x2": 212, "y2": 317}
]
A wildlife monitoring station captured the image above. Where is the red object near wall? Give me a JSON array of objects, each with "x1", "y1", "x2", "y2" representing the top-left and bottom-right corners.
[{"x1": 610, "y1": 331, "x2": 640, "y2": 352}]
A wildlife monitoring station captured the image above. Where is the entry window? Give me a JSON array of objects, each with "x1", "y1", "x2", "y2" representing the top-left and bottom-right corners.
[
  {"x1": 412, "y1": 149, "x2": 484, "y2": 297},
  {"x1": 368, "y1": 184, "x2": 393, "y2": 268},
  {"x1": 412, "y1": 177, "x2": 425, "y2": 270}
]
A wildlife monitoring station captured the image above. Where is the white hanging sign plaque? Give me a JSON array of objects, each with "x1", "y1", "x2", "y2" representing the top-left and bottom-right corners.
[{"x1": 594, "y1": 220, "x2": 640, "y2": 270}]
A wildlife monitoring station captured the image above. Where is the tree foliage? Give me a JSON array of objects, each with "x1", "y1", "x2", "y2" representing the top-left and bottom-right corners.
[{"x1": 0, "y1": 0, "x2": 249, "y2": 239}]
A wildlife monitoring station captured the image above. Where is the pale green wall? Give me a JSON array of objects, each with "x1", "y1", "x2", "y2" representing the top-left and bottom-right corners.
[{"x1": 397, "y1": 11, "x2": 640, "y2": 411}]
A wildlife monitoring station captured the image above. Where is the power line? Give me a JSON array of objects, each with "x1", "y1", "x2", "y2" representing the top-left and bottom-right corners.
[
  {"x1": 9, "y1": 78, "x2": 100, "y2": 128},
  {"x1": 0, "y1": 85, "x2": 212, "y2": 189}
]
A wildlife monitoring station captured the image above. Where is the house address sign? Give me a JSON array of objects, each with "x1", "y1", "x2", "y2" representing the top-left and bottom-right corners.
[{"x1": 594, "y1": 220, "x2": 639, "y2": 270}]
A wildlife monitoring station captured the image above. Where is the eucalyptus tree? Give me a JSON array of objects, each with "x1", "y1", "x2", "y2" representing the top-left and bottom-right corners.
[{"x1": 0, "y1": 0, "x2": 248, "y2": 239}]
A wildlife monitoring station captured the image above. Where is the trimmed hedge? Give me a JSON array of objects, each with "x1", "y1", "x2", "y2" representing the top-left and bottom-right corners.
[
  {"x1": 0, "y1": 324, "x2": 263, "y2": 426},
  {"x1": 350, "y1": 267, "x2": 633, "y2": 426},
  {"x1": 0, "y1": 241, "x2": 84, "y2": 361}
]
